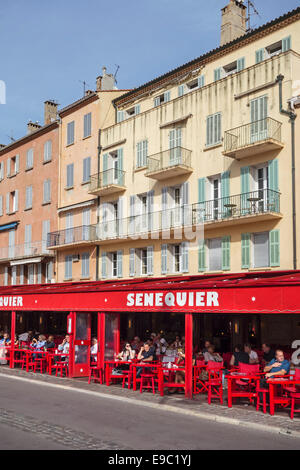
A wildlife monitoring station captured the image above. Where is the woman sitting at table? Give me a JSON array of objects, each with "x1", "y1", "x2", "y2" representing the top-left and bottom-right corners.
[
  {"x1": 204, "y1": 345, "x2": 223, "y2": 363},
  {"x1": 0, "y1": 333, "x2": 10, "y2": 364},
  {"x1": 117, "y1": 342, "x2": 136, "y2": 362}
]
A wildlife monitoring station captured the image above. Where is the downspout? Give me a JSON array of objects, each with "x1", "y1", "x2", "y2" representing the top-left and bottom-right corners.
[
  {"x1": 95, "y1": 129, "x2": 101, "y2": 281},
  {"x1": 276, "y1": 74, "x2": 297, "y2": 269}
]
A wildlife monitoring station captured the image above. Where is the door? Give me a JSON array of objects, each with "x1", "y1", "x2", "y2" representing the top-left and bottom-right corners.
[
  {"x1": 212, "y1": 178, "x2": 221, "y2": 220},
  {"x1": 256, "y1": 166, "x2": 268, "y2": 212},
  {"x1": 65, "y1": 212, "x2": 74, "y2": 244},
  {"x1": 169, "y1": 128, "x2": 182, "y2": 165},
  {"x1": 250, "y1": 96, "x2": 268, "y2": 142},
  {"x1": 71, "y1": 313, "x2": 91, "y2": 377},
  {"x1": 82, "y1": 208, "x2": 91, "y2": 241},
  {"x1": 171, "y1": 186, "x2": 182, "y2": 226},
  {"x1": 105, "y1": 313, "x2": 120, "y2": 360}
]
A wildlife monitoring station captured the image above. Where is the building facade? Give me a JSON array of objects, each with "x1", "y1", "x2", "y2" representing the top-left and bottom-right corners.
[{"x1": 0, "y1": 101, "x2": 59, "y2": 286}]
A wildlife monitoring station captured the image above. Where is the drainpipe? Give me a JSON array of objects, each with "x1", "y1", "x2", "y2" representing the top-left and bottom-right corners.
[
  {"x1": 276, "y1": 74, "x2": 297, "y2": 269},
  {"x1": 96, "y1": 129, "x2": 102, "y2": 281}
]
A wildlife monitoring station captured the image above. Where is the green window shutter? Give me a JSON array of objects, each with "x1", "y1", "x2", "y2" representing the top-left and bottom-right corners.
[
  {"x1": 101, "y1": 252, "x2": 107, "y2": 279},
  {"x1": 182, "y1": 242, "x2": 189, "y2": 273},
  {"x1": 255, "y1": 48, "x2": 265, "y2": 64},
  {"x1": 221, "y1": 171, "x2": 230, "y2": 217},
  {"x1": 282, "y1": 36, "x2": 291, "y2": 52},
  {"x1": 198, "y1": 75, "x2": 205, "y2": 88},
  {"x1": 241, "y1": 166, "x2": 250, "y2": 214},
  {"x1": 222, "y1": 236, "x2": 230, "y2": 271},
  {"x1": 268, "y1": 159, "x2": 279, "y2": 192},
  {"x1": 164, "y1": 91, "x2": 170, "y2": 102},
  {"x1": 198, "y1": 178, "x2": 206, "y2": 203},
  {"x1": 241, "y1": 233, "x2": 250, "y2": 269},
  {"x1": 214, "y1": 68, "x2": 221, "y2": 81},
  {"x1": 117, "y1": 148, "x2": 123, "y2": 185},
  {"x1": 135, "y1": 105, "x2": 140, "y2": 115},
  {"x1": 178, "y1": 85, "x2": 184, "y2": 97},
  {"x1": 269, "y1": 230, "x2": 280, "y2": 267},
  {"x1": 102, "y1": 153, "x2": 108, "y2": 185},
  {"x1": 237, "y1": 57, "x2": 245, "y2": 72},
  {"x1": 198, "y1": 240, "x2": 206, "y2": 272}
]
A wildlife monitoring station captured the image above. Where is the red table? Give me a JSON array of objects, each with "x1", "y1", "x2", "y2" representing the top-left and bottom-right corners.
[
  {"x1": 226, "y1": 372, "x2": 260, "y2": 407},
  {"x1": 47, "y1": 352, "x2": 69, "y2": 375},
  {"x1": 131, "y1": 363, "x2": 161, "y2": 392},
  {"x1": 105, "y1": 360, "x2": 133, "y2": 386},
  {"x1": 268, "y1": 378, "x2": 300, "y2": 415},
  {"x1": 159, "y1": 365, "x2": 186, "y2": 396}
]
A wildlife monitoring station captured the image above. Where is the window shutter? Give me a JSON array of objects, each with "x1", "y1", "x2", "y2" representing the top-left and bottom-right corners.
[
  {"x1": 164, "y1": 91, "x2": 170, "y2": 102},
  {"x1": 129, "y1": 249, "x2": 135, "y2": 277},
  {"x1": 67, "y1": 121, "x2": 74, "y2": 145},
  {"x1": 102, "y1": 153, "x2": 108, "y2": 185},
  {"x1": 178, "y1": 85, "x2": 184, "y2": 97},
  {"x1": 101, "y1": 252, "x2": 107, "y2": 279},
  {"x1": 20, "y1": 265, "x2": 24, "y2": 285},
  {"x1": 268, "y1": 159, "x2": 279, "y2": 192},
  {"x1": 15, "y1": 189, "x2": 19, "y2": 212},
  {"x1": 162, "y1": 187, "x2": 169, "y2": 229},
  {"x1": 67, "y1": 163, "x2": 74, "y2": 188},
  {"x1": 81, "y1": 253, "x2": 90, "y2": 278},
  {"x1": 15, "y1": 154, "x2": 20, "y2": 173},
  {"x1": 6, "y1": 193, "x2": 9, "y2": 214},
  {"x1": 37, "y1": 264, "x2": 42, "y2": 284},
  {"x1": 0, "y1": 195, "x2": 3, "y2": 216},
  {"x1": 147, "y1": 246, "x2": 154, "y2": 275},
  {"x1": 241, "y1": 233, "x2": 250, "y2": 269},
  {"x1": 182, "y1": 242, "x2": 189, "y2": 273},
  {"x1": 255, "y1": 48, "x2": 264, "y2": 63},
  {"x1": 6, "y1": 158, "x2": 11, "y2": 177},
  {"x1": 42, "y1": 220, "x2": 50, "y2": 252},
  {"x1": 222, "y1": 236, "x2": 230, "y2": 270},
  {"x1": 237, "y1": 57, "x2": 245, "y2": 72},
  {"x1": 198, "y1": 239, "x2": 206, "y2": 272},
  {"x1": 215, "y1": 113, "x2": 221, "y2": 144},
  {"x1": 117, "y1": 110, "x2": 124, "y2": 123},
  {"x1": 154, "y1": 97, "x2": 160, "y2": 107},
  {"x1": 117, "y1": 148, "x2": 124, "y2": 185},
  {"x1": 117, "y1": 250, "x2": 123, "y2": 278},
  {"x1": 282, "y1": 36, "x2": 291, "y2": 52},
  {"x1": 83, "y1": 157, "x2": 91, "y2": 183},
  {"x1": 135, "y1": 105, "x2": 140, "y2": 115},
  {"x1": 198, "y1": 75, "x2": 205, "y2": 87},
  {"x1": 269, "y1": 230, "x2": 280, "y2": 266},
  {"x1": 161, "y1": 244, "x2": 168, "y2": 275},
  {"x1": 136, "y1": 142, "x2": 142, "y2": 168},
  {"x1": 0, "y1": 162, "x2": 4, "y2": 180},
  {"x1": 84, "y1": 113, "x2": 91, "y2": 138}
]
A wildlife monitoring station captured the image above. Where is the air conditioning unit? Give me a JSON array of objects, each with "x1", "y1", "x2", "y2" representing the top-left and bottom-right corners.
[{"x1": 73, "y1": 254, "x2": 80, "y2": 263}]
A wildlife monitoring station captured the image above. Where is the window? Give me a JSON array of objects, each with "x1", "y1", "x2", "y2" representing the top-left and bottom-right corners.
[
  {"x1": 161, "y1": 243, "x2": 188, "y2": 274},
  {"x1": 105, "y1": 250, "x2": 123, "y2": 278},
  {"x1": 0, "y1": 162, "x2": 4, "y2": 181},
  {"x1": 7, "y1": 190, "x2": 19, "y2": 214},
  {"x1": 45, "y1": 261, "x2": 53, "y2": 284},
  {"x1": 206, "y1": 237, "x2": 230, "y2": 271},
  {"x1": 186, "y1": 75, "x2": 205, "y2": 91},
  {"x1": 125, "y1": 105, "x2": 140, "y2": 118},
  {"x1": 42, "y1": 220, "x2": 50, "y2": 252},
  {"x1": 253, "y1": 232, "x2": 269, "y2": 268},
  {"x1": 7, "y1": 155, "x2": 19, "y2": 176},
  {"x1": 112, "y1": 252, "x2": 118, "y2": 278},
  {"x1": 44, "y1": 140, "x2": 52, "y2": 162},
  {"x1": 82, "y1": 157, "x2": 91, "y2": 183},
  {"x1": 206, "y1": 112, "x2": 222, "y2": 147},
  {"x1": 26, "y1": 148, "x2": 34, "y2": 170},
  {"x1": 117, "y1": 110, "x2": 124, "y2": 123},
  {"x1": 28, "y1": 264, "x2": 34, "y2": 284},
  {"x1": 66, "y1": 163, "x2": 74, "y2": 188},
  {"x1": 135, "y1": 247, "x2": 153, "y2": 276},
  {"x1": 136, "y1": 140, "x2": 148, "y2": 168},
  {"x1": 81, "y1": 252, "x2": 90, "y2": 278},
  {"x1": 67, "y1": 121, "x2": 75, "y2": 145},
  {"x1": 154, "y1": 91, "x2": 170, "y2": 107},
  {"x1": 266, "y1": 41, "x2": 282, "y2": 58},
  {"x1": 25, "y1": 185, "x2": 33, "y2": 209},
  {"x1": 25, "y1": 225, "x2": 32, "y2": 255},
  {"x1": 43, "y1": 179, "x2": 51, "y2": 204},
  {"x1": 65, "y1": 255, "x2": 73, "y2": 280},
  {"x1": 255, "y1": 37, "x2": 291, "y2": 64},
  {"x1": 11, "y1": 266, "x2": 17, "y2": 286},
  {"x1": 214, "y1": 67, "x2": 223, "y2": 81},
  {"x1": 83, "y1": 113, "x2": 92, "y2": 138}
]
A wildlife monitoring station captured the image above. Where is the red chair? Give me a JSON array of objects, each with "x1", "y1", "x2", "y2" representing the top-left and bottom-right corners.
[
  {"x1": 52, "y1": 361, "x2": 68, "y2": 377},
  {"x1": 193, "y1": 361, "x2": 208, "y2": 394},
  {"x1": 140, "y1": 372, "x2": 156, "y2": 394},
  {"x1": 88, "y1": 363, "x2": 103, "y2": 384},
  {"x1": 207, "y1": 365, "x2": 223, "y2": 405},
  {"x1": 256, "y1": 380, "x2": 269, "y2": 413}
]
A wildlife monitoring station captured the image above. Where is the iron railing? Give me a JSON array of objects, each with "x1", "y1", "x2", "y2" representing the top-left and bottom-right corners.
[
  {"x1": 224, "y1": 118, "x2": 282, "y2": 153},
  {"x1": 0, "y1": 240, "x2": 52, "y2": 260},
  {"x1": 47, "y1": 225, "x2": 98, "y2": 247},
  {"x1": 97, "y1": 188, "x2": 280, "y2": 240},
  {"x1": 146, "y1": 147, "x2": 192, "y2": 174},
  {"x1": 89, "y1": 168, "x2": 125, "y2": 193}
]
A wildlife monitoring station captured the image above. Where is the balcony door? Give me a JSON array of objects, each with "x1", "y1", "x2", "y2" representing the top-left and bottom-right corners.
[
  {"x1": 169, "y1": 128, "x2": 182, "y2": 165},
  {"x1": 65, "y1": 212, "x2": 74, "y2": 244},
  {"x1": 82, "y1": 208, "x2": 90, "y2": 241},
  {"x1": 254, "y1": 165, "x2": 268, "y2": 212},
  {"x1": 250, "y1": 96, "x2": 268, "y2": 143},
  {"x1": 170, "y1": 186, "x2": 183, "y2": 227}
]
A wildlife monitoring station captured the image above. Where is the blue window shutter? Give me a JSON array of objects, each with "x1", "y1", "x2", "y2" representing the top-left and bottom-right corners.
[
  {"x1": 255, "y1": 48, "x2": 264, "y2": 64},
  {"x1": 129, "y1": 249, "x2": 135, "y2": 277},
  {"x1": 182, "y1": 242, "x2": 189, "y2": 273},
  {"x1": 214, "y1": 68, "x2": 221, "y2": 81},
  {"x1": 101, "y1": 252, "x2": 107, "y2": 279},
  {"x1": 222, "y1": 236, "x2": 230, "y2": 270},
  {"x1": 198, "y1": 239, "x2": 206, "y2": 272},
  {"x1": 269, "y1": 230, "x2": 280, "y2": 266},
  {"x1": 117, "y1": 250, "x2": 123, "y2": 278},
  {"x1": 161, "y1": 244, "x2": 167, "y2": 274},
  {"x1": 178, "y1": 85, "x2": 184, "y2": 97},
  {"x1": 164, "y1": 91, "x2": 170, "y2": 102},
  {"x1": 147, "y1": 246, "x2": 154, "y2": 275},
  {"x1": 268, "y1": 159, "x2": 279, "y2": 192},
  {"x1": 135, "y1": 105, "x2": 140, "y2": 115},
  {"x1": 102, "y1": 153, "x2": 108, "y2": 185},
  {"x1": 198, "y1": 75, "x2": 205, "y2": 87},
  {"x1": 237, "y1": 57, "x2": 245, "y2": 71},
  {"x1": 282, "y1": 36, "x2": 291, "y2": 52},
  {"x1": 221, "y1": 171, "x2": 230, "y2": 216},
  {"x1": 241, "y1": 233, "x2": 250, "y2": 269},
  {"x1": 117, "y1": 148, "x2": 124, "y2": 185}
]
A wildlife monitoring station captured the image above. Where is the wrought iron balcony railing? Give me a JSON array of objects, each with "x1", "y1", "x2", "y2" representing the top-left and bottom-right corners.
[
  {"x1": 97, "y1": 188, "x2": 280, "y2": 240},
  {"x1": 146, "y1": 147, "x2": 192, "y2": 175},
  {"x1": 0, "y1": 240, "x2": 52, "y2": 261},
  {"x1": 89, "y1": 168, "x2": 125, "y2": 194},
  {"x1": 47, "y1": 225, "x2": 98, "y2": 247},
  {"x1": 224, "y1": 118, "x2": 282, "y2": 155}
]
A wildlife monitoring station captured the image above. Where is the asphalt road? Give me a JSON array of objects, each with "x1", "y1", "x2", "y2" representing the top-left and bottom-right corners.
[{"x1": 0, "y1": 375, "x2": 299, "y2": 450}]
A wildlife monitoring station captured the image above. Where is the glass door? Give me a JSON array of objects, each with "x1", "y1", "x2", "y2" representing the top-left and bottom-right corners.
[{"x1": 71, "y1": 313, "x2": 91, "y2": 377}]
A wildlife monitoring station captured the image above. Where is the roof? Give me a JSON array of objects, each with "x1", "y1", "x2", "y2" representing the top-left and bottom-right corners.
[
  {"x1": 2, "y1": 270, "x2": 300, "y2": 295},
  {"x1": 113, "y1": 6, "x2": 300, "y2": 106},
  {"x1": 58, "y1": 92, "x2": 99, "y2": 118}
]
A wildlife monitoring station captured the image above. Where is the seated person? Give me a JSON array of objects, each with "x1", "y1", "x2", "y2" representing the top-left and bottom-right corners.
[
  {"x1": 136, "y1": 343, "x2": 154, "y2": 378},
  {"x1": 117, "y1": 342, "x2": 135, "y2": 361},
  {"x1": 262, "y1": 343, "x2": 275, "y2": 364},
  {"x1": 202, "y1": 340, "x2": 212, "y2": 354},
  {"x1": 259, "y1": 350, "x2": 290, "y2": 402},
  {"x1": 90, "y1": 338, "x2": 98, "y2": 363},
  {"x1": 170, "y1": 335, "x2": 182, "y2": 350},
  {"x1": 230, "y1": 344, "x2": 249, "y2": 367},
  {"x1": 154, "y1": 334, "x2": 168, "y2": 356},
  {"x1": 44, "y1": 335, "x2": 55, "y2": 350},
  {"x1": 204, "y1": 345, "x2": 223, "y2": 363},
  {"x1": 58, "y1": 335, "x2": 70, "y2": 361},
  {"x1": 244, "y1": 343, "x2": 259, "y2": 364},
  {"x1": 19, "y1": 330, "x2": 33, "y2": 344},
  {"x1": 0, "y1": 333, "x2": 10, "y2": 365},
  {"x1": 30, "y1": 335, "x2": 46, "y2": 350},
  {"x1": 131, "y1": 336, "x2": 141, "y2": 352}
]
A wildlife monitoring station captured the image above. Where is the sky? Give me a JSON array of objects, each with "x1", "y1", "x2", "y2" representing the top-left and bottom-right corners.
[{"x1": 0, "y1": 0, "x2": 299, "y2": 144}]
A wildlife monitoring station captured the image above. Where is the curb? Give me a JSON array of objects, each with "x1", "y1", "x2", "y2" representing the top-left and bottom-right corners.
[{"x1": 0, "y1": 371, "x2": 299, "y2": 439}]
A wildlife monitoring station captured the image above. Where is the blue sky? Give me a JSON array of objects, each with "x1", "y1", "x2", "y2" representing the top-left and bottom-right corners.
[{"x1": 0, "y1": 0, "x2": 299, "y2": 144}]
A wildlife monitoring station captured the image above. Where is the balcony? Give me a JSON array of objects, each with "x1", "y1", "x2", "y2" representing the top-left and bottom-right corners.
[
  {"x1": 96, "y1": 188, "x2": 281, "y2": 243},
  {"x1": 0, "y1": 241, "x2": 54, "y2": 263},
  {"x1": 89, "y1": 169, "x2": 126, "y2": 196},
  {"x1": 145, "y1": 147, "x2": 193, "y2": 180},
  {"x1": 47, "y1": 225, "x2": 97, "y2": 249},
  {"x1": 223, "y1": 118, "x2": 284, "y2": 159}
]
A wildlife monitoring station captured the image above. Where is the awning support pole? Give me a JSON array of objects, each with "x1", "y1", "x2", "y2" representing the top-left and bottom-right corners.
[
  {"x1": 185, "y1": 313, "x2": 193, "y2": 399},
  {"x1": 10, "y1": 311, "x2": 16, "y2": 369}
]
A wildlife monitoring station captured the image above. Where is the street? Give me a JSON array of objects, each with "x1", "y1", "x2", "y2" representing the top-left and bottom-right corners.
[{"x1": 0, "y1": 374, "x2": 298, "y2": 450}]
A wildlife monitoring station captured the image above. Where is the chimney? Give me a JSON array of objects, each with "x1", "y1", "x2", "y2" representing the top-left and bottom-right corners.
[
  {"x1": 27, "y1": 121, "x2": 42, "y2": 134},
  {"x1": 220, "y1": 0, "x2": 247, "y2": 46},
  {"x1": 0, "y1": 144, "x2": 6, "y2": 150},
  {"x1": 44, "y1": 100, "x2": 58, "y2": 125},
  {"x1": 96, "y1": 66, "x2": 117, "y2": 91},
  {"x1": 85, "y1": 89, "x2": 94, "y2": 96}
]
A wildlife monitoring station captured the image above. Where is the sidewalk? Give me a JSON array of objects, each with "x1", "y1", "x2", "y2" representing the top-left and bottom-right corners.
[{"x1": 1, "y1": 366, "x2": 300, "y2": 439}]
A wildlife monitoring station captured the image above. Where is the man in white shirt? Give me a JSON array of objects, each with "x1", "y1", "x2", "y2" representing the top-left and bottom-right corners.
[
  {"x1": 244, "y1": 343, "x2": 259, "y2": 364},
  {"x1": 90, "y1": 338, "x2": 98, "y2": 362},
  {"x1": 58, "y1": 335, "x2": 70, "y2": 360}
]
